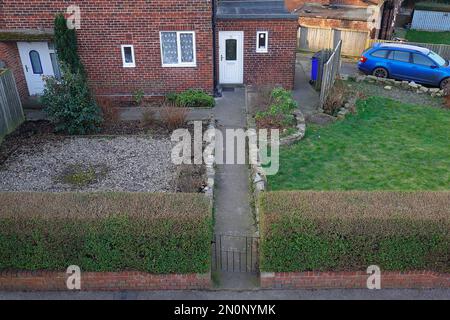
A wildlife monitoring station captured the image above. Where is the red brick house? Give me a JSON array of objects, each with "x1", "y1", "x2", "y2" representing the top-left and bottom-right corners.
[{"x1": 0, "y1": 0, "x2": 298, "y2": 105}]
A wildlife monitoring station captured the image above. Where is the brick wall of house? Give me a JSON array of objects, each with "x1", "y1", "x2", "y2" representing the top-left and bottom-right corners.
[
  {"x1": 261, "y1": 271, "x2": 450, "y2": 289},
  {"x1": 0, "y1": 42, "x2": 29, "y2": 103},
  {"x1": 0, "y1": 271, "x2": 211, "y2": 291},
  {"x1": 0, "y1": 0, "x2": 215, "y2": 99},
  {"x1": 216, "y1": 19, "x2": 298, "y2": 90}
]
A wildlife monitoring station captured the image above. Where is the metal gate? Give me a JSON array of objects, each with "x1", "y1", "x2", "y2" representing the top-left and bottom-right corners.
[{"x1": 211, "y1": 234, "x2": 259, "y2": 273}]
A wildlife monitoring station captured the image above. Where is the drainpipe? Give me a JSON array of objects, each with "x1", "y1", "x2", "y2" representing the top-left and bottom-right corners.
[{"x1": 212, "y1": 0, "x2": 222, "y2": 97}]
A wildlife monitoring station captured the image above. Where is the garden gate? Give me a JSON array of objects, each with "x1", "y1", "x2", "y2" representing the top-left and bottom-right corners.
[{"x1": 211, "y1": 234, "x2": 259, "y2": 273}]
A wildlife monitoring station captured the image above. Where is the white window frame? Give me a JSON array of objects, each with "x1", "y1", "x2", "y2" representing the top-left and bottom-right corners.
[
  {"x1": 121, "y1": 45, "x2": 136, "y2": 68},
  {"x1": 160, "y1": 31, "x2": 197, "y2": 67},
  {"x1": 256, "y1": 31, "x2": 269, "y2": 53}
]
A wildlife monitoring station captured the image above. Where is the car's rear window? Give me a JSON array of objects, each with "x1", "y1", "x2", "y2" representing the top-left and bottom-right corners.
[
  {"x1": 370, "y1": 50, "x2": 389, "y2": 58},
  {"x1": 428, "y1": 51, "x2": 447, "y2": 67}
]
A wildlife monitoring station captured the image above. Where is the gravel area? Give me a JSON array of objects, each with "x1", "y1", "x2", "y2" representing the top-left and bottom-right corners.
[{"x1": 0, "y1": 136, "x2": 177, "y2": 192}]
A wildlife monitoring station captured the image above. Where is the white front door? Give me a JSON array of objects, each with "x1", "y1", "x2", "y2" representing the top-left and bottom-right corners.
[
  {"x1": 17, "y1": 42, "x2": 57, "y2": 96},
  {"x1": 219, "y1": 31, "x2": 244, "y2": 84}
]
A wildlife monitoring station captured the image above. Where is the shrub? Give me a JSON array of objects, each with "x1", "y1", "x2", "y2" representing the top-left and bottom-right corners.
[
  {"x1": 0, "y1": 192, "x2": 211, "y2": 273},
  {"x1": 260, "y1": 191, "x2": 449, "y2": 273},
  {"x1": 444, "y1": 82, "x2": 450, "y2": 109},
  {"x1": 160, "y1": 103, "x2": 188, "y2": 131},
  {"x1": 323, "y1": 80, "x2": 346, "y2": 116},
  {"x1": 42, "y1": 64, "x2": 103, "y2": 134},
  {"x1": 133, "y1": 89, "x2": 145, "y2": 106},
  {"x1": 141, "y1": 108, "x2": 157, "y2": 128},
  {"x1": 97, "y1": 97, "x2": 119, "y2": 123},
  {"x1": 255, "y1": 88, "x2": 297, "y2": 129},
  {"x1": 176, "y1": 165, "x2": 206, "y2": 193},
  {"x1": 170, "y1": 89, "x2": 215, "y2": 108}
]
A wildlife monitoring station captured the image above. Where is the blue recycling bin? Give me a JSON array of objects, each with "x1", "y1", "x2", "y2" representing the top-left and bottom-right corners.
[{"x1": 311, "y1": 52, "x2": 321, "y2": 82}]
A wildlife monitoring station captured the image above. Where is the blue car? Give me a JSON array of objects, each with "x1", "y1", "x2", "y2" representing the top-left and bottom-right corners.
[{"x1": 358, "y1": 43, "x2": 450, "y2": 89}]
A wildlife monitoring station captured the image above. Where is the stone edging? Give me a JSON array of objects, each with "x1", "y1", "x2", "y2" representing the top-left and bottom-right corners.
[
  {"x1": 0, "y1": 271, "x2": 211, "y2": 291},
  {"x1": 279, "y1": 109, "x2": 306, "y2": 146},
  {"x1": 261, "y1": 271, "x2": 450, "y2": 289},
  {"x1": 204, "y1": 117, "x2": 216, "y2": 207},
  {"x1": 343, "y1": 74, "x2": 446, "y2": 97}
]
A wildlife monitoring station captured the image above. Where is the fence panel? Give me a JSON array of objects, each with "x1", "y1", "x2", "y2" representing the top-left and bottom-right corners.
[
  {"x1": 319, "y1": 40, "x2": 342, "y2": 109},
  {"x1": 367, "y1": 39, "x2": 450, "y2": 61},
  {"x1": 0, "y1": 69, "x2": 24, "y2": 139},
  {"x1": 298, "y1": 27, "x2": 332, "y2": 52},
  {"x1": 298, "y1": 26, "x2": 368, "y2": 56},
  {"x1": 334, "y1": 29, "x2": 369, "y2": 56}
]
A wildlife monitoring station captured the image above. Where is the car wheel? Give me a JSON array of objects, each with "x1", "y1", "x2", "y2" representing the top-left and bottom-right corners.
[
  {"x1": 439, "y1": 77, "x2": 449, "y2": 90},
  {"x1": 372, "y1": 67, "x2": 388, "y2": 78}
]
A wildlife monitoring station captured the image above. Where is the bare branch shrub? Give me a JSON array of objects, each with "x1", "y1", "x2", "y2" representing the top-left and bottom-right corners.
[
  {"x1": 160, "y1": 102, "x2": 188, "y2": 131},
  {"x1": 323, "y1": 79, "x2": 346, "y2": 116}
]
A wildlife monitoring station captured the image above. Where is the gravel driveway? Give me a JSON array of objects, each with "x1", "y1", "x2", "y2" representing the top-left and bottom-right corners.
[{"x1": 0, "y1": 136, "x2": 177, "y2": 192}]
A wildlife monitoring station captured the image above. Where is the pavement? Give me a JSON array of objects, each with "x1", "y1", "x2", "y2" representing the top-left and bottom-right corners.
[{"x1": 1, "y1": 288, "x2": 449, "y2": 300}]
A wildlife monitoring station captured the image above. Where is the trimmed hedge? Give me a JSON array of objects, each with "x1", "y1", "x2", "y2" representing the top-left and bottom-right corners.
[
  {"x1": 260, "y1": 191, "x2": 449, "y2": 273},
  {"x1": 0, "y1": 192, "x2": 211, "y2": 273}
]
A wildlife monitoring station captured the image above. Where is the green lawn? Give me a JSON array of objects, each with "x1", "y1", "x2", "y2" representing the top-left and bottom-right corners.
[
  {"x1": 268, "y1": 97, "x2": 450, "y2": 191},
  {"x1": 406, "y1": 30, "x2": 450, "y2": 45}
]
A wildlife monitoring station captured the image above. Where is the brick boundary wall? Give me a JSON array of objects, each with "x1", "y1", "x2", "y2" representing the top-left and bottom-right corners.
[
  {"x1": 0, "y1": 271, "x2": 211, "y2": 291},
  {"x1": 261, "y1": 271, "x2": 450, "y2": 289}
]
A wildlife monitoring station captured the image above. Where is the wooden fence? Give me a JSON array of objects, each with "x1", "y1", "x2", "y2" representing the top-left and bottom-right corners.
[
  {"x1": 298, "y1": 26, "x2": 369, "y2": 57},
  {"x1": 319, "y1": 40, "x2": 342, "y2": 109},
  {"x1": 0, "y1": 69, "x2": 24, "y2": 140},
  {"x1": 367, "y1": 39, "x2": 450, "y2": 61}
]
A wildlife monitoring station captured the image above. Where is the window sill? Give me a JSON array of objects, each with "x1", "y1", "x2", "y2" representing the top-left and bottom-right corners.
[{"x1": 162, "y1": 64, "x2": 197, "y2": 68}]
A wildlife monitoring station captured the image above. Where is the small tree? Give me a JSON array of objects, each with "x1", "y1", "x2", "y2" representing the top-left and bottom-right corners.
[
  {"x1": 54, "y1": 14, "x2": 84, "y2": 74},
  {"x1": 44, "y1": 14, "x2": 102, "y2": 134},
  {"x1": 42, "y1": 64, "x2": 102, "y2": 134}
]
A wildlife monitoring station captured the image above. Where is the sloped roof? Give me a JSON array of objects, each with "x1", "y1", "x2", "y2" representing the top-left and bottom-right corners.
[{"x1": 216, "y1": 0, "x2": 297, "y2": 19}]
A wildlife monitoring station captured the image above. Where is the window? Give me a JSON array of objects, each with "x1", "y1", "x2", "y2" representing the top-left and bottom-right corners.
[
  {"x1": 226, "y1": 39, "x2": 237, "y2": 61},
  {"x1": 370, "y1": 50, "x2": 388, "y2": 58},
  {"x1": 256, "y1": 31, "x2": 268, "y2": 53},
  {"x1": 387, "y1": 50, "x2": 411, "y2": 63},
  {"x1": 50, "y1": 53, "x2": 61, "y2": 79},
  {"x1": 29, "y1": 50, "x2": 43, "y2": 74},
  {"x1": 412, "y1": 53, "x2": 435, "y2": 67},
  {"x1": 160, "y1": 31, "x2": 196, "y2": 67},
  {"x1": 428, "y1": 51, "x2": 447, "y2": 67},
  {"x1": 121, "y1": 45, "x2": 135, "y2": 68}
]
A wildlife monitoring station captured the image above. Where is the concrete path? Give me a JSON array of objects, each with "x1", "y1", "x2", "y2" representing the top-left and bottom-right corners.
[
  {"x1": 293, "y1": 52, "x2": 362, "y2": 116},
  {"x1": 212, "y1": 88, "x2": 258, "y2": 290},
  {"x1": 1, "y1": 289, "x2": 448, "y2": 300},
  {"x1": 293, "y1": 58, "x2": 320, "y2": 115}
]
